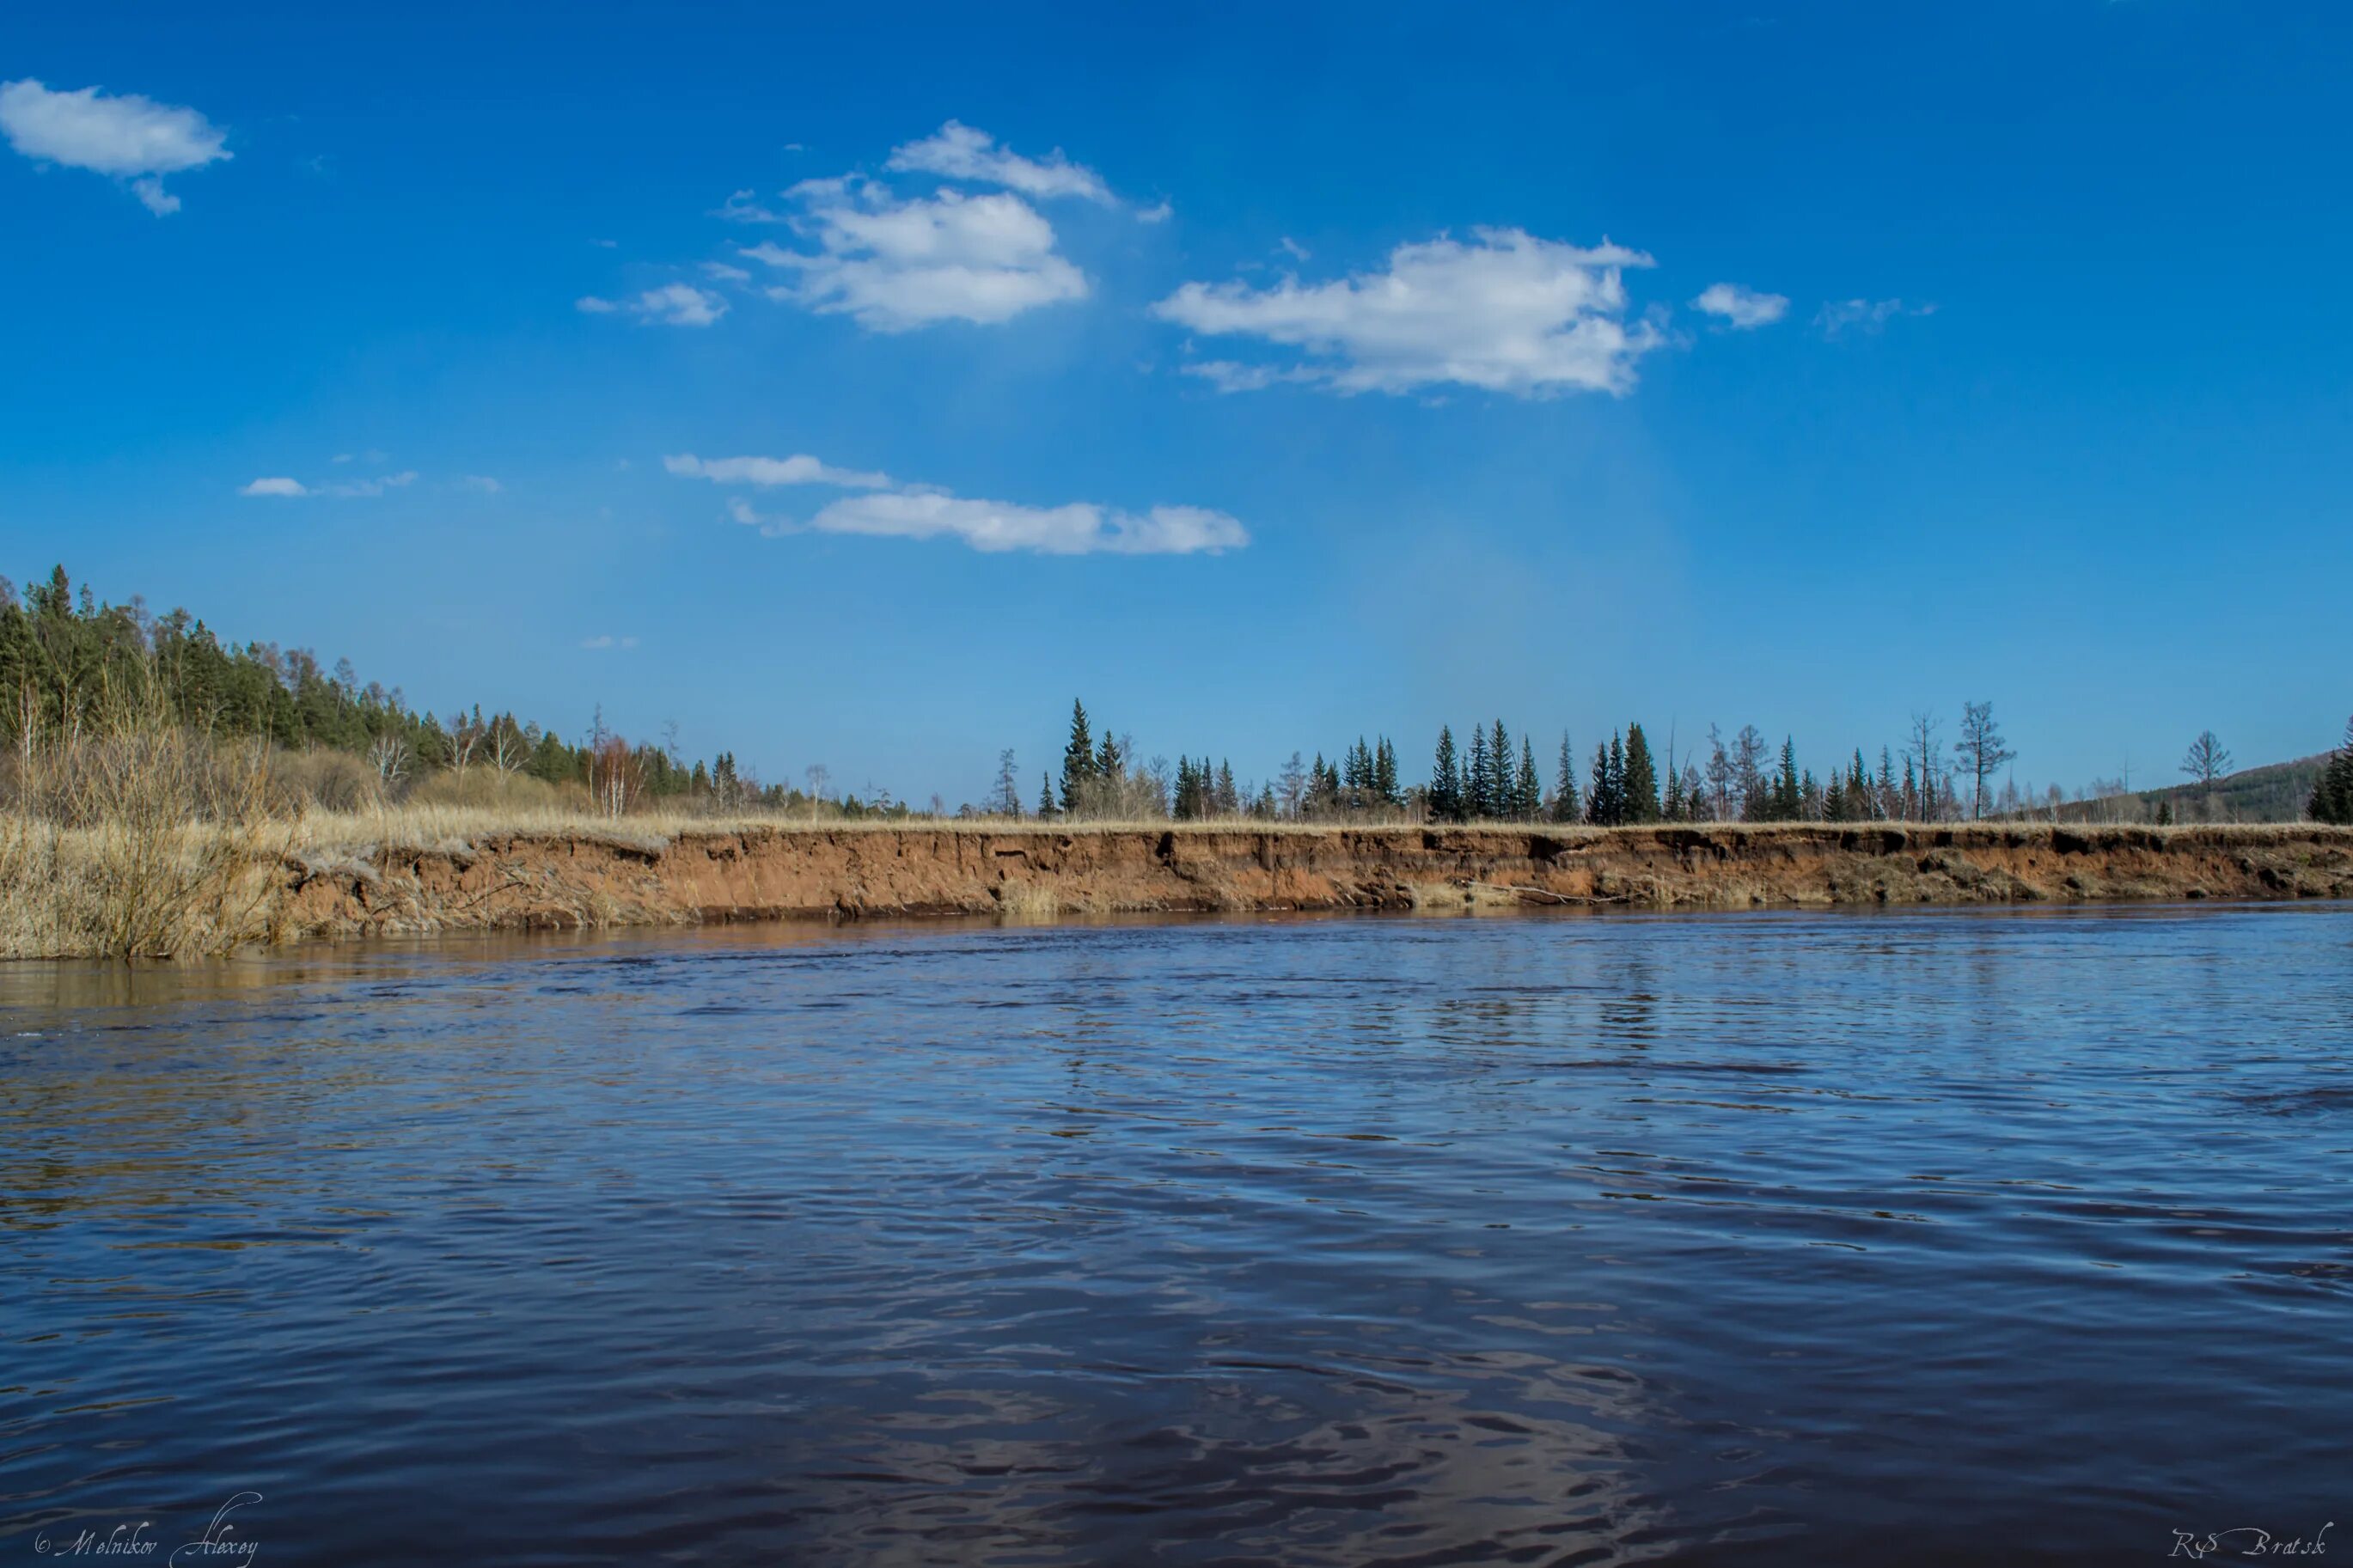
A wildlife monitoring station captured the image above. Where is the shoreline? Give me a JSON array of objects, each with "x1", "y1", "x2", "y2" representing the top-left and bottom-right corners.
[{"x1": 274, "y1": 821, "x2": 2353, "y2": 945}]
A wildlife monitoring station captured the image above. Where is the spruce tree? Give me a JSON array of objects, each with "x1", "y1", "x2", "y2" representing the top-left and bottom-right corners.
[
  {"x1": 1588, "y1": 739, "x2": 1621, "y2": 827},
  {"x1": 1374, "y1": 737, "x2": 1400, "y2": 804},
  {"x1": 1514, "y1": 738, "x2": 1541, "y2": 821},
  {"x1": 1037, "y1": 772, "x2": 1057, "y2": 820},
  {"x1": 2310, "y1": 716, "x2": 2353, "y2": 825},
  {"x1": 1467, "y1": 728, "x2": 1492, "y2": 820},
  {"x1": 1060, "y1": 700, "x2": 1095, "y2": 814},
  {"x1": 1216, "y1": 760, "x2": 1239, "y2": 816},
  {"x1": 1623, "y1": 723, "x2": 1660, "y2": 823},
  {"x1": 1483, "y1": 721, "x2": 1506, "y2": 817},
  {"x1": 1774, "y1": 738, "x2": 1802, "y2": 821},
  {"x1": 1552, "y1": 732, "x2": 1581, "y2": 823},
  {"x1": 1431, "y1": 727, "x2": 1463, "y2": 822}
]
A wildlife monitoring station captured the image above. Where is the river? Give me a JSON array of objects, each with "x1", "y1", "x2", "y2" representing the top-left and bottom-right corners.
[{"x1": 3, "y1": 906, "x2": 2347, "y2": 1564}]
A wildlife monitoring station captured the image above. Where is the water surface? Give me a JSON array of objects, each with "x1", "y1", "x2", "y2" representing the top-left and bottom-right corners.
[{"x1": 3, "y1": 906, "x2": 2349, "y2": 1564}]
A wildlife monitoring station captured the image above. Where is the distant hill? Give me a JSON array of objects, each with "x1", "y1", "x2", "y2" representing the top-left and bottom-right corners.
[{"x1": 2060, "y1": 753, "x2": 2329, "y2": 825}]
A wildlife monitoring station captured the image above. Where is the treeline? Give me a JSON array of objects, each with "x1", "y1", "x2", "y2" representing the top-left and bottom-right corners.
[
  {"x1": 1002, "y1": 700, "x2": 2345, "y2": 827},
  {"x1": 1010, "y1": 700, "x2": 2040, "y2": 826},
  {"x1": 0, "y1": 565, "x2": 856, "y2": 817}
]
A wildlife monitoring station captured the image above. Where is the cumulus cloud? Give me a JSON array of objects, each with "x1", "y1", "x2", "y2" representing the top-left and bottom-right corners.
[
  {"x1": 738, "y1": 180, "x2": 1087, "y2": 331},
  {"x1": 1693, "y1": 282, "x2": 1789, "y2": 329},
  {"x1": 0, "y1": 78, "x2": 229, "y2": 214},
  {"x1": 239, "y1": 476, "x2": 307, "y2": 497},
  {"x1": 1153, "y1": 229, "x2": 1662, "y2": 397},
  {"x1": 576, "y1": 283, "x2": 728, "y2": 326},
  {"x1": 664, "y1": 452, "x2": 894, "y2": 489},
  {"x1": 1815, "y1": 297, "x2": 1936, "y2": 337},
  {"x1": 884, "y1": 120, "x2": 1114, "y2": 206},
  {"x1": 673, "y1": 450, "x2": 1246, "y2": 556}
]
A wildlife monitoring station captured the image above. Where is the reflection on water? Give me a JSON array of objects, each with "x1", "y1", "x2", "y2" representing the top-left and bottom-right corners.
[{"x1": 3, "y1": 906, "x2": 2350, "y2": 1564}]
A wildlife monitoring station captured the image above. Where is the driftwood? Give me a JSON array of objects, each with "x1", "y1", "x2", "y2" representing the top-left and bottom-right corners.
[{"x1": 1462, "y1": 880, "x2": 1631, "y2": 906}]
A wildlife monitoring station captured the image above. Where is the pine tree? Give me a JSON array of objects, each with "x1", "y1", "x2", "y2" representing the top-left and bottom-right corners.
[
  {"x1": 1552, "y1": 732, "x2": 1581, "y2": 823},
  {"x1": 1623, "y1": 723, "x2": 1660, "y2": 823},
  {"x1": 1060, "y1": 700, "x2": 1096, "y2": 814},
  {"x1": 1431, "y1": 727, "x2": 1463, "y2": 823}
]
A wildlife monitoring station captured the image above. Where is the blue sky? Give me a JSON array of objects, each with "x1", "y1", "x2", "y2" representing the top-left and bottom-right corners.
[{"x1": 3, "y1": 2, "x2": 2349, "y2": 804}]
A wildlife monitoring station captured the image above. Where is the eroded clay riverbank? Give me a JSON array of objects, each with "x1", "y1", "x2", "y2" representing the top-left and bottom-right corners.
[{"x1": 278, "y1": 822, "x2": 2353, "y2": 941}]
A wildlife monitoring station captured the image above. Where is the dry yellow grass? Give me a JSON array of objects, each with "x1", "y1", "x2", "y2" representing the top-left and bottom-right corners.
[{"x1": 1, "y1": 719, "x2": 287, "y2": 961}]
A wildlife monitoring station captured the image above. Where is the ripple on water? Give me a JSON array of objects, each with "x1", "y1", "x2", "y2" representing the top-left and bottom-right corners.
[{"x1": 1, "y1": 904, "x2": 2349, "y2": 1564}]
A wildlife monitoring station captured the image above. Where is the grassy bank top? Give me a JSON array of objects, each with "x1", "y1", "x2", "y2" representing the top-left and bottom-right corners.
[{"x1": 289, "y1": 806, "x2": 2353, "y2": 854}]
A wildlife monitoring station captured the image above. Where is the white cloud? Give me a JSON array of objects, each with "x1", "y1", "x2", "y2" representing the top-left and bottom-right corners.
[
  {"x1": 321, "y1": 470, "x2": 416, "y2": 497},
  {"x1": 1277, "y1": 236, "x2": 1311, "y2": 262},
  {"x1": 742, "y1": 180, "x2": 1087, "y2": 331},
  {"x1": 1136, "y1": 199, "x2": 1172, "y2": 224},
  {"x1": 0, "y1": 78, "x2": 229, "y2": 214},
  {"x1": 700, "y1": 260, "x2": 751, "y2": 282},
  {"x1": 665, "y1": 452, "x2": 894, "y2": 489},
  {"x1": 456, "y1": 474, "x2": 503, "y2": 494},
  {"x1": 726, "y1": 497, "x2": 790, "y2": 537},
  {"x1": 1815, "y1": 297, "x2": 1935, "y2": 337},
  {"x1": 884, "y1": 120, "x2": 1114, "y2": 206},
  {"x1": 1693, "y1": 282, "x2": 1788, "y2": 329},
  {"x1": 673, "y1": 450, "x2": 1246, "y2": 556},
  {"x1": 239, "y1": 470, "x2": 416, "y2": 498},
  {"x1": 1153, "y1": 228, "x2": 1662, "y2": 397},
  {"x1": 580, "y1": 635, "x2": 639, "y2": 650},
  {"x1": 1179, "y1": 361, "x2": 1317, "y2": 394},
  {"x1": 807, "y1": 492, "x2": 1246, "y2": 556},
  {"x1": 576, "y1": 283, "x2": 727, "y2": 326},
  {"x1": 717, "y1": 187, "x2": 786, "y2": 224}
]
